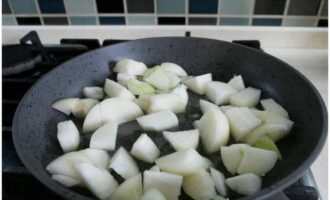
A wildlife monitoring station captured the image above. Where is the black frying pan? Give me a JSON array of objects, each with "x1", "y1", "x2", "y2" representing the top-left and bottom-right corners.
[{"x1": 12, "y1": 37, "x2": 327, "y2": 200}]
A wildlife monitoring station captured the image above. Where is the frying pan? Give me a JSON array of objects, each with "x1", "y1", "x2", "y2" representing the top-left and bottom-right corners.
[{"x1": 12, "y1": 37, "x2": 327, "y2": 200}]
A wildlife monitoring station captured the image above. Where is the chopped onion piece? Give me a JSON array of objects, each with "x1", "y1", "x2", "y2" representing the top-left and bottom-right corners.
[
  {"x1": 113, "y1": 58, "x2": 148, "y2": 76},
  {"x1": 52, "y1": 98, "x2": 79, "y2": 115},
  {"x1": 263, "y1": 112, "x2": 294, "y2": 141},
  {"x1": 52, "y1": 174, "x2": 81, "y2": 187},
  {"x1": 183, "y1": 169, "x2": 217, "y2": 200},
  {"x1": 224, "y1": 107, "x2": 262, "y2": 141},
  {"x1": 163, "y1": 129, "x2": 199, "y2": 151},
  {"x1": 117, "y1": 73, "x2": 136, "y2": 87},
  {"x1": 230, "y1": 87, "x2": 261, "y2": 107},
  {"x1": 82, "y1": 104, "x2": 103, "y2": 133},
  {"x1": 83, "y1": 98, "x2": 143, "y2": 133},
  {"x1": 155, "y1": 148, "x2": 212, "y2": 175},
  {"x1": 141, "y1": 188, "x2": 166, "y2": 200},
  {"x1": 104, "y1": 79, "x2": 135, "y2": 100},
  {"x1": 260, "y1": 98, "x2": 289, "y2": 118},
  {"x1": 128, "y1": 79, "x2": 156, "y2": 95},
  {"x1": 74, "y1": 162, "x2": 118, "y2": 200},
  {"x1": 160, "y1": 62, "x2": 187, "y2": 77},
  {"x1": 131, "y1": 134, "x2": 160, "y2": 163},
  {"x1": 80, "y1": 148, "x2": 110, "y2": 169},
  {"x1": 109, "y1": 147, "x2": 140, "y2": 179},
  {"x1": 83, "y1": 87, "x2": 104, "y2": 100},
  {"x1": 57, "y1": 120, "x2": 80, "y2": 153},
  {"x1": 143, "y1": 170, "x2": 183, "y2": 200},
  {"x1": 200, "y1": 99, "x2": 219, "y2": 113},
  {"x1": 225, "y1": 174, "x2": 261, "y2": 196},
  {"x1": 148, "y1": 93, "x2": 185, "y2": 114},
  {"x1": 143, "y1": 66, "x2": 162, "y2": 79},
  {"x1": 184, "y1": 73, "x2": 212, "y2": 95},
  {"x1": 244, "y1": 123, "x2": 289, "y2": 145},
  {"x1": 90, "y1": 122, "x2": 118, "y2": 151},
  {"x1": 220, "y1": 105, "x2": 234, "y2": 113},
  {"x1": 171, "y1": 84, "x2": 189, "y2": 107},
  {"x1": 227, "y1": 75, "x2": 245, "y2": 91},
  {"x1": 46, "y1": 151, "x2": 92, "y2": 180},
  {"x1": 220, "y1": 144, "x2": 249, "y2": 174},
  {"x1": 133, "y1": 94, "x2": 154, "y2": 112},
  {"x1": 149, "y1": 165, "x2": 161, "y2": 172},
  {"x1": 71, "y1": 98, "x2": 99, "y2": 118},
  {"x1": 205, "y1": 81, "x2": 237, "y2": 105},
  {"x1": 144, "y1": 67, "x2": 180, "y2": 90},
  {"x1": 253, "y1": 136, "x2": 282, "y2": 160},
  {"x1": 111, "y1": 174, "x2": 143, "y2": 200},
  {"x1": 137, "y1": 110, "x2": 178, "y2": 131},
  {"x1": 180, "y1": 76, "x2": 193, "y2": 83},
  {"x1": 212, "y1": 195, "x2": 227, "y2": 200},
  {"x1": 250, "y1": 107, "x2": 267, "y2": 120},
  {"x1": 196, "y1": 108, "x2": 230, "y2": 154},
  {"x1": 237, "y1": 145, "x2": 277, "y2": 176},
  {"x1": 210, "y1": 168, "x2": 227, "y2": 196}
]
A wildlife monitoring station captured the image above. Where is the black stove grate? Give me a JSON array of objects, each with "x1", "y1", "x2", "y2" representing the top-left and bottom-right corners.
[{"x1": 2, "y1": 34, "x2": 321, "y2": 200}]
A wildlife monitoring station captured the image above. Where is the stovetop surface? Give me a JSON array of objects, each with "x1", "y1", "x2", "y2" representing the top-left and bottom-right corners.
[{"x1": 2, "y1": 32, "x2": 321, "y2": 200}]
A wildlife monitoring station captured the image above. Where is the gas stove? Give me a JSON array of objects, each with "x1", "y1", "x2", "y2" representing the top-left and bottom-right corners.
[{"x1": 2, "y1": 31, "x2": 321, "y2": 200}]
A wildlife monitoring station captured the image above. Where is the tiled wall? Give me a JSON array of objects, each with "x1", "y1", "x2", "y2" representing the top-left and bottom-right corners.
[{"x1": 2, "y1": 0, "x2": 328, "y2": 27}]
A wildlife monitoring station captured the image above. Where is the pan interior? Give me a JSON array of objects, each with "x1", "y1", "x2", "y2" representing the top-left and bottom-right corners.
[{"x1": 13, "y1": 37, "x2": 327, "y2": 200}]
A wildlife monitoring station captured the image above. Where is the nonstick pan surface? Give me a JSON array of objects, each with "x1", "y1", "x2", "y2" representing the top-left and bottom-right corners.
[{"x1": 12, "y1": 37, "x2": 327, "y2": 200}]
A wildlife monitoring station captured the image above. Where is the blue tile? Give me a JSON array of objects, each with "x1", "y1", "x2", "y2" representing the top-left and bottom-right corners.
[
  {"x1": 189, "y1": 17, "x2": 217, "y2": 25},
  {"x1": 70, "y1": 16, "x2": 97, "y2": 25},
  {"x1": 3, "y1": 15, "x2": 16, "y2": 25},
  {"x1": 282, "y1": 18, "x2": 316, "y2": 27},
  {"x1": 64, "y1": 0, "x2": 95, "y2": 14},
  {"x1": 158, "y1": 17, "x2": 185, "y2": 25},
  {"x1": 38, "y1": 0, "x2": 65, "y2": 13},
  {"x1": 189, "y1": 0, "x2": 218, "y2": 14},
  {"x1": 127, "y1": 16, "x2": 155, "y2": 25},
  {"x1": 99, "y1": 17, "x2": 125, "y2": 25},
  {"x1": 43, "y1": 17, "x2": 68, "y2": 25},
  {"x1": 288, "y1": 0, "x2": 321, "y2": 15},
  {"x1": 10, "y1": 0, "x2": 38, "y2": 14},
  {"x1": 96, "y1": 0, "x2": 124, "y2": 13},
  {"x1": 254, "y1": 0, "x2": 286, "y2": 15},
  {"x1": 157, "y1": 0, "x2": 185, "y2": 14},
  {"x1": 220, "y1": 17, "x2": 249, "y2": 25},
  {"x1": 318, "y1": 19, "x2": 328, "y2": 27},
  {"x1": 127, "y1": 0, "x2": 154, "y2": 13},
  {"x1": 16, "y1": 17, "x2": 41, "y2": 25},
  {"x1": 220, "y1": 0, "x2": 254, "y2": 15},
  {"x1": 252, "y1": 18, "x2": 282, "y2": 26}
]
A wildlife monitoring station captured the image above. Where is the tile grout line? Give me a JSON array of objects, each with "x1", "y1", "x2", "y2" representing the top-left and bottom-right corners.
[
  {"x1": 123, "y1": 0, "x2": 129, "y2": 25},
  {"x1": 62, "y1": 0, "x2": 71, "y2": 25},
  {"x1": 33, "y1": 0, "x2": 45, "y2": 25},
  {"x1": 6, "y1": 0, "x2": 19, "y2": 25},
  {"x1": 281, "y1": 0, "x2": 290, "y2": 26},
  {"x1": 314, "y1": 0, "x2": 326, "y2": 27},
  {"x1": 91, "y1": 0, "x2": 100, "y2": 25},
  {"x1": 185, "y1": 0, "x2": 189, "y2": 25},
  {"x1": 249, "y1": 0, "x2": 256, "y2": 26},
  {"x1": 217, "y1": 0, "x2": 221, "y2": 25},
  {"x1": 10, "y1": 13, "x2": 328, "y2": 19},
  {"x1": 154, "y1": 0, "x2": 158, "y2": 25}
]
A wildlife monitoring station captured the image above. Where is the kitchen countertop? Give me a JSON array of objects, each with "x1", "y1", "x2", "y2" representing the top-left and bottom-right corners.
[{"x1": 3, "y1": 26, "x2": 328, "y2": 199}]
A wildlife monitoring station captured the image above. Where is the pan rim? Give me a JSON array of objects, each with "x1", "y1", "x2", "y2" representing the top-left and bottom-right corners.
[{"x1": 12, "y1": 36, "x2": 328, "y2": 200}]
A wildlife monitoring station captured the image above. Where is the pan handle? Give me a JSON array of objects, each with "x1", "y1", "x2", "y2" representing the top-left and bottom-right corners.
[{"x1": 20, "y1": 31, "x2": 55, "y2": 62}]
